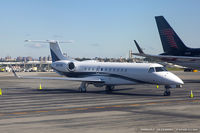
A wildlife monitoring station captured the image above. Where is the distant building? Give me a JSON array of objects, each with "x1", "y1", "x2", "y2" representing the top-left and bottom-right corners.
[
  {"x1": 43, "y1": 56, "x2": 47, "y2": 62},
  {"x1": 5, "y1": 56, "x2": 16, "y2": 61},
  {"x1": 16, "y1": 56, "x2": 23, "y2": 62},
  {"x1": 26, "y1": 56, "x2": 33, "y2": 61},
  {"x1": 39, "y1": 56, "x2": 43, "y2": 61},
  {"x1": 47, "y1": 55, "x2": 52, "y2": 61},
  {"x1": 63, "y1": 53, "x2": 67, "y2": 57},
  {"x1": 129, "y1": 50, "x2": 133, "y2": 59}
]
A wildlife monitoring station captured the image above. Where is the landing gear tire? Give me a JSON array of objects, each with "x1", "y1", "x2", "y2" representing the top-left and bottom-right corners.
[
  {"x1": 79, "y1": 82, "x2": 88, "y2": 93},
  {"x1": 105, "y1": 85, "x2": 114, "y2": 93},
  {"x1": 79, "y1": 88, "x2": 87, "y2": 93},
  {"x1": 164, "y1": 91, "x2": 171, "y2": 96},
  {"x1": 164, "y1": 86, "x2": 171, "y2": 96}
]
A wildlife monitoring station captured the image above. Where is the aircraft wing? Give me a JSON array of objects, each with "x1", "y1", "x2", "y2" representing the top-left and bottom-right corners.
[
  {"x1": 19, "y1": 76, "x2": 103, "y2": 82},
  {"x1": 132, "y1": 52, "x2": 200, "y2": 62},
  {"x1": 132, "y1": 40, "x2": 200, "y2": 62},
  {"x1": 11, "y1": 69, "x2": 104, "y2": 83}
]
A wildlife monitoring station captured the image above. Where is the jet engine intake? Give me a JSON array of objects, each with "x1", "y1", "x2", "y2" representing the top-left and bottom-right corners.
[{"x1": 67, "y1": 62, "x2": 75, "y2": 71}]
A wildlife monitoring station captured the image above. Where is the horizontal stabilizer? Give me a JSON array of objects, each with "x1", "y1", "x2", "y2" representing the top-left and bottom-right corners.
[
  {"x1": 25, "y1": 40, "x2": 74, "y2": 44},
  {"x1": 25, "y1": 40, "x2": 73, "y2": 62}
]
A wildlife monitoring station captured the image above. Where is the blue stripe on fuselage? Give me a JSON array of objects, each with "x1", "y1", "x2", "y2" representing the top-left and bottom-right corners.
[
  {"x1": 56, "y1": 71, "x2": 148, "y2": 84},
  {"x1": 50, "y1": 49, "x2": 60, "y2": 62}
]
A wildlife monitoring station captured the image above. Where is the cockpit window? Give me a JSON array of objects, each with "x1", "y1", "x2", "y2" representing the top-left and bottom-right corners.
[
  {"x1": 148, "y1": 67, "x2": 155, "y2": 73},
  {"x1": 162, "y1": 67, "x2": 167, "y2": 71},
  {"x1": 155, "y1": 67, "x2": 167, "y2": 72}
]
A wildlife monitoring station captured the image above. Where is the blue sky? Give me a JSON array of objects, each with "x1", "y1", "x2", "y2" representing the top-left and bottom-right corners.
[{"x1": 0, "y1": 0, "x2": 200, "y2": 58}]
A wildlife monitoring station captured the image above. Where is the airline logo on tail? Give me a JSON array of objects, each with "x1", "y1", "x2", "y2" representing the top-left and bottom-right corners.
[{"x1": 160, "y1": 28, "x2": 178, "y2": 49}]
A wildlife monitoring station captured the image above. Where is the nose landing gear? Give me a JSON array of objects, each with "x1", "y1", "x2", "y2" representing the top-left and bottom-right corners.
[
  {"x1": 164, "y1": 85, "x2": 171, "y2": 96},
  {"x1": 105, "y1": 85, "x2": 115, "y2": 93}
]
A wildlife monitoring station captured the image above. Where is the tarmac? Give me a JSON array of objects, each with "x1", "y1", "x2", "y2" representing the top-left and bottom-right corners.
[{"x1": 0, "y1": 71, "x2": 200, "y2": 133}]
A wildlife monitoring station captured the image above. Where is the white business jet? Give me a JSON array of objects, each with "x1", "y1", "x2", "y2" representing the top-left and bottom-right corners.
[{"x1": 13, "y1": 40, "x2": 183, "y2": 96}]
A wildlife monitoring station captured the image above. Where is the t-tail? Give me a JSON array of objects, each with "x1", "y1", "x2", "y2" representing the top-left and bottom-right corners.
[
  {"x1": 49, "y1": 41, "x2": 67, "y2": 62},
  {"x1": 25, "y1": 40, "x2": 72, "y2": 62},
  {"x1": 155, "y1": 16, "x2": 189, "y2": 55}
]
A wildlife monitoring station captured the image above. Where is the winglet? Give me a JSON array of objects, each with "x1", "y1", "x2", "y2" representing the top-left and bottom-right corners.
[
  {"x1": 134, "y1": 40, "x2": 144, "y2": 54},
  {"x1": 9, "y1": 65, "x2": 21, "y2": 78}
]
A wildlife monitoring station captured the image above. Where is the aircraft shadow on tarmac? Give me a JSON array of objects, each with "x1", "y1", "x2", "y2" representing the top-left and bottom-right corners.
[{"x1": 31, "y1": 87, "x2": 163, "y2": 97}]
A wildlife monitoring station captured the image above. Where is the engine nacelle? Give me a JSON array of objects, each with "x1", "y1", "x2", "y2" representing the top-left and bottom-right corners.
[
  {"x1": 51, "y1": 61, "x2": 76, "y2": 72},
  {"x1": 67, "y1": 62, "x2": 75, "y2": 72}
]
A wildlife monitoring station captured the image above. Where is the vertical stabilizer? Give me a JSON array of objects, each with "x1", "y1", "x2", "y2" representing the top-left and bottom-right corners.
[
  {"x1": 49, "y1": 41, "x2": 67, "y2": 62},
  {"x1": 155, "y1": 16, "x2": 188, "y2": 55},
  {"x1": 134, "y1": 40, "x2": 144, "y2": 54},
  {"x1": 25, "y1": 40, "x2": 70, "y2": 62}
]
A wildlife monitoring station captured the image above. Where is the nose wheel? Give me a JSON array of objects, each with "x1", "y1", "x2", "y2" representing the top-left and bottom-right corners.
[
  {"x1": 164, "y1": 86, "x2": 171, "y2": 96},
  {"x1": 105, "y1": 85, "x2": 115, "y2": 93}
]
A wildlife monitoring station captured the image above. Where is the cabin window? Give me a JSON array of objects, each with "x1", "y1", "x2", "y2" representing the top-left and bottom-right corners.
[
  {"x1": 105, "y1": 68, "x2": 107, "y2": 71},
  {"x1": 148, "y1": 67, "x2": 155, "y2": 73},
  {"x1": 125, "y1": 69, "x2": 127, "y2": 72},
  {"x1": 113, "y1": 68, "x2": 115, "y2": 71},
  {"x1": 121, "y1": 69, "x2": 123, "y2": 72},
  {"x1": 109, "y1": 68, "x2": 112, "y2": 71},
  {"x1": 101, "y1": 68, "x2": 103, "y2": 71}
]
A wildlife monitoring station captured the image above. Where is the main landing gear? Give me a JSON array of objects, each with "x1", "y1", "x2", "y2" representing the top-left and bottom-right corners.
[
  {"x1": 164, "y1": 85, "x2": 171, "y2": 96},
  {"x1": 105, "y1": 85, "x2": 115, "y2": 93},
  {"x1": 79, "y1": 82, "x2": 88, "y2": 93},
  {"x1": 79, "y1": 83, "x2": 115, "y2": 93}
]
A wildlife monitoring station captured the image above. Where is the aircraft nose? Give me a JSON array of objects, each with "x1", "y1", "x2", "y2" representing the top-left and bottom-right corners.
[
  {"x1": 174, "y1": 76, "x2": 184, "y2": 85},
  {"x1": 169, "y1": 73, "x2": 184, "y2": 85}
]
